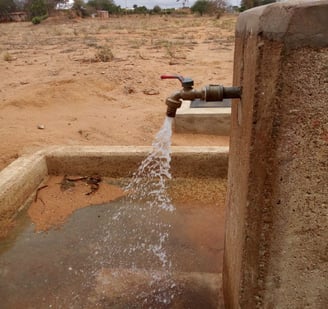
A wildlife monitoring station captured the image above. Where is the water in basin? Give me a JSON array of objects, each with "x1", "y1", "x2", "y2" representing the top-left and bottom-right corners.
[{"x1": 0, "y1": 179, "x2": 226, "y2": 308}]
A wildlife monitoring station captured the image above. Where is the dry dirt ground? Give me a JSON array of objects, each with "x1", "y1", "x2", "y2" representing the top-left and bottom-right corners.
[{"x1": 0, "y1": 14, "x2": 235, "y2": 171}]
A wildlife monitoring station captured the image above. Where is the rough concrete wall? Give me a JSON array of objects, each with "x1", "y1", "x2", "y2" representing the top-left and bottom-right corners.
[
  {"x1": 223, "y1": 1, "x2": 328, "y2": 308},
  {"x1": 223, "y1": 34, "x2": 257, "y2": 309},
  {"x1": 264, "y1": 46, "x2": 328, "y2": 308}
]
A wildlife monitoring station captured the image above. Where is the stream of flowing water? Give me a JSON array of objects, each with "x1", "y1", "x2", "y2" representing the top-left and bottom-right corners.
[
  {"x1": 124, "y1": 116, "x2": 175, "y2": 267},
  {"x1": 91, "y1": 116, "x2": 177, "y2": 306},
  {"x1": 125, "y1": 116, "x2": 174, "y2": 213}
]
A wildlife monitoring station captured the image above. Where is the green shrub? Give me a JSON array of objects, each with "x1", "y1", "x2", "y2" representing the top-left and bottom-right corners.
[
  {"x1": 32, "y1": 16, "x2": 41, "y2": 24},
  {"x1": 31, "y1": 14, "x2": 48, "y2": 25}
]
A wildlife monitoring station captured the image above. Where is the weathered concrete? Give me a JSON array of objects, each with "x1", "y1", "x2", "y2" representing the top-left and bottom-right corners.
[
  {"x1": 0, "y1": 149, "x2": 48, "y2": 216},
  {"x1": 0, "y1": 146, "x2": 229, "y2": 216},
  {"x1": 223, "y1": 0, "x2": 328, "y2": 308},
  {"x1": 175, "y1": 101, "x2": 231, "y2": 135},
  {"x1": 46, "y1": 145, "x2": 229, "y2": 178}
]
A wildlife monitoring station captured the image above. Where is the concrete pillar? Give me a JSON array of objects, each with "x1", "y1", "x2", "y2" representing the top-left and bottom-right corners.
[{"x1": 223, "y1": 1, "x2": 328, "y2": 308}]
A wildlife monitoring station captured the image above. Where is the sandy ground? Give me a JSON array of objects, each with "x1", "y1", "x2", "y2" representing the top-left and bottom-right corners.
[{"x1": 0, "y1": 14, "x2": 235, "y2": 171}]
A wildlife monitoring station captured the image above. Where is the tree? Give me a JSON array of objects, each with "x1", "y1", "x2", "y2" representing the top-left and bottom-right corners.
[
  {"x1": 0, "y1": 0, "x2": 16, "y2": 22},
  {"x1": 208, "y1": 0, "x2": 226, "y2": 17},
  {"x1": 191, "y1": 0, "x2": 209, "y2": 16},
  {"x1": 23, "y1": 0, "x2": 65, "y2": 17},
  {"x1": 14, "y1": 0, "x2": 27, "y2": 10},
  {"x1": 240, "y1": 0, "x2": 276, "y2": 11},
  {"x1": 191, "y1": 0, "x2": 226, "y2": 16},
  {"x1": 134, "y1": 5, "x2": 147, "y2": 14},
  {"x1": 0, "y1": 0, "x2": 17, "y2": 15},
  {"x1": 87, "y1": 0, "x2": 119, "y2": 13},
  {"x1": 28, "y1": 0, "x2": 47, "y2": 17},
  {"x1": 131, "y1": 4, "x2": 148, "y2": 14},
  {"x1": 211, "y1": 0, "x2": 226, "y2": 10},
  {"x1": 152, "y1": 4, "x2": 161, "y2": 14},
  {"x1": 73, "y1": 0, "x2": 90, "y2": 17}
]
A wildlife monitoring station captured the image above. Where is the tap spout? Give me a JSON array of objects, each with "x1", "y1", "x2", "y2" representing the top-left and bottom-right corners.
[
  {"x1": 161, "y1": 74, "x2": 242, "y2": 118},
  {"x1": 165, "y1": 88, "x2": 204, "y2": 117},
  {"x1": 165, "y1": 85, "x2": 242, "y2": 117}
]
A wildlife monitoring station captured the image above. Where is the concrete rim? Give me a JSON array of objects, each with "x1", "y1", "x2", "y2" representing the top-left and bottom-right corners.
[{"x1": 0, "y1": 145, "x2": 229, "y2": 215}]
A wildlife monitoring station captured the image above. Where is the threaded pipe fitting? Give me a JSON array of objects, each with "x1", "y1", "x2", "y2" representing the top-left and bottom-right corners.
[{"x1": 166, "y1": 106, "x2": 177, "y2": 118}]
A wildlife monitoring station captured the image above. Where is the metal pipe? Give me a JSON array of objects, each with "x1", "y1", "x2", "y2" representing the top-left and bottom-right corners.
[
  {"x1": 223, "y1": 87, "x2": 242, "y2": 99},
  {"x1": 161, "y1": 75, "x2": 242, "y2": 118}
]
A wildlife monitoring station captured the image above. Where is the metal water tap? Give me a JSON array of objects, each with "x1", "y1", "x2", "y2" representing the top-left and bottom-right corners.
[{"x1": 160, "y1": 74, "x2": 242, "y2": 117}]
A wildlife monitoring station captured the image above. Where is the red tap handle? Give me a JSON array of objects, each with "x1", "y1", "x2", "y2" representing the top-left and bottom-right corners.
[
  {"x1": 160, "y1": 74, "x2": 194, "y2": 87},
  {"x1": 160, "y1": 74, "x2": 184, "y2": 84}
]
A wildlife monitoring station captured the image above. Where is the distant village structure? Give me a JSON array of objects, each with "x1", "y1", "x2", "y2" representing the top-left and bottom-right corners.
[
  {"x1": 9, "y1": 12, "x2": 28, "y2": 21},
  {"x1": 97, "y1": 10, "x2": 109, "y2": 19},
  {"x1": 0, "y1": 11, "x2": 27, "y2": 22},
  {"x1": 0, "y1": 0, "x2": 240, "y2": 23}
]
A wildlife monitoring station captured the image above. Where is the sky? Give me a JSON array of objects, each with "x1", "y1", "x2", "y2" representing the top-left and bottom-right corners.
[{"x1": 114, "y1": 0, "x2": 241, "y2": 9}]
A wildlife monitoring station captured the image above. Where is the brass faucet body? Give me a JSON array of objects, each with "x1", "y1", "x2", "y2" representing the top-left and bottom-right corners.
[{"x1": 165, "y1": 85, "x2": 242, "y2": 118}]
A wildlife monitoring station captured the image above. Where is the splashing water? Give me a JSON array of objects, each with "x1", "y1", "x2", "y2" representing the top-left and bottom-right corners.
[
  {"x1": 125, "y1": 116, "x2": 175, "y2": 212},
  {"x1": 90, "y1": 117, "x2": 177, "y2": 306},
  {"x1": 124, "y1": 116, "x2": 175, "y2": 268}
]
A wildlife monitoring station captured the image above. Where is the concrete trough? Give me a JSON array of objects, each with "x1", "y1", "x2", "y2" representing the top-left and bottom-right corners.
[
  {"x1": 174, "y1": 100, "x2": 231, "y2": 136},
  {"x1": 0, "y1": 145, "x2": 229, "y2": 218},
  {"x1": 0, "y1": 145, "x2": 229, "y2": 308}
]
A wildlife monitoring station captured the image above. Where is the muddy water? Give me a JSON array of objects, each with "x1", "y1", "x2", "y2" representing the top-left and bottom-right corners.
[{"x1": 0, "y1": 194, "x2": 225, "y2": 308}]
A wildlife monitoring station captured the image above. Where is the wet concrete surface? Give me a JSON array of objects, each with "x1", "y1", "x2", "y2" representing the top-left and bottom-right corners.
[{"x1": 0, "y1": 196, "x2": 225, "y2": 308}]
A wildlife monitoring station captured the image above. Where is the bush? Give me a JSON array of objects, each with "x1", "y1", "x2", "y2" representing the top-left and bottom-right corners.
[
  {"x1": 32, "y1": 16, "x2": 41, "y2": 24},
  {"x1": 95, "y1": 45, "x2": 114, "y2": 62},
  {"x1": 31, "y1": 14, "x2": 48, "y2": 25},
  {"x1": 3, "y1": 52, "x2": 13, "y2": 61}
]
